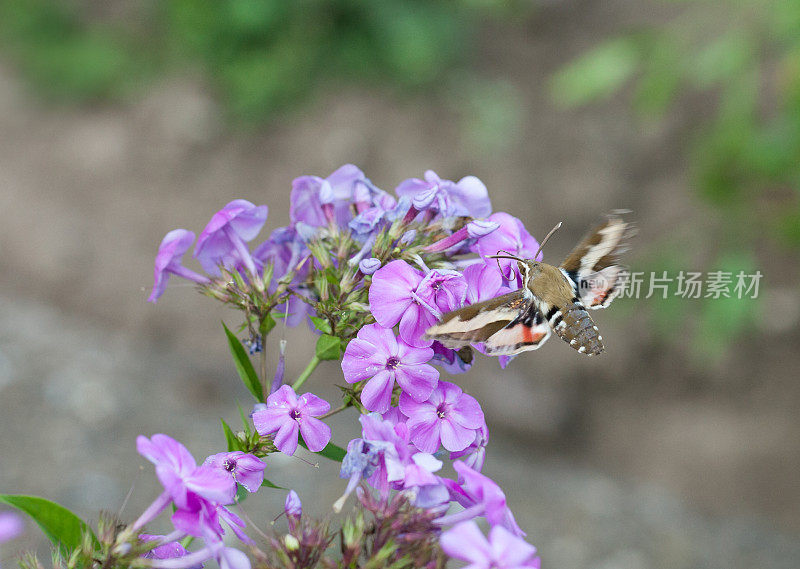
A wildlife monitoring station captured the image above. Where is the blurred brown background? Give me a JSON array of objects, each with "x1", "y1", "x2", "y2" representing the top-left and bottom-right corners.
[{"x1": 1, "y1": 1, "x2": 799, "y2": 568}]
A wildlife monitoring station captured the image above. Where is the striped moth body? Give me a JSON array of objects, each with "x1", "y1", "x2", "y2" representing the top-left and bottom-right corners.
[{"x1": 425, "y1": 211, "x2": 633, "y2": 357}]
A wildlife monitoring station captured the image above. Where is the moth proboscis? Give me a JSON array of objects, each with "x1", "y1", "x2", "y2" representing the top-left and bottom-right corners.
[{"x1": 425, "y1": 211, "x2": 634, "y2": 357}]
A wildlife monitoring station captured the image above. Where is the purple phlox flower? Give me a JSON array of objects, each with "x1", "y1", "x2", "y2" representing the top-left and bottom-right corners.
[
  {"x1": 440, "y1": 521, "x2": 539, "y2": 569},
  {"x1": 194, "y1": 200, "x2": 268, "y2": 276},
  {"x1": 171, "y1": 501, "x2": 252, "y2": 546},
  {"x1": 149, "y1": 229, "x2": 210, "y2": 302},
  {"x1": 399, "y1": 380, "x2": 485, "y2": 454},
  {"x1": 463, "y1": 262, "x2": 513, "y2": 305},
  {"x1": 424, "y1": 219, "x2": 500, "y2": 253},
  {"x1": 349, "y1": 205, "x2": 389, "y2": 236},
  {"x1": 203, "y1": 451, "x2": 266, "y2": 493},
  {"x1": 291, "y1": 164, "x2": 389, "y2": 228},
  {"x1": 416, "y1": 268, "x2": 467, "y2": 319},
  {"x1": 335, "y1": 413, "x2": 444, "y2": 511},
  {"x1": 252, "y1": 385, "x2": 332, "y2": 455},
  {"x1": 431, "y1": 342, "x2": 472, "y2": 375},
  {"x1": 341, "y1": 323, "x2": 439, "y2": 413},
  {"x1": 253, "y1": 226, "x2": 309, "y2": 283},
  {"x1": 149, "y1": 535, "x2": 250, "y2": 569},
  {"x1": 140, "y1": 534, "x2": 203, "y2": 569},
  {"x1": 136, "y1": 434, "x2": 237, "y2": 515},
  {"x1": 395, "y1": 170, "x2": 492, "y2": 219},
  {"x1": 369, "y1": 261, "x2": 467, "y2": 348},
  {"x1": 0, "y1": 512, "x2": 23, "y2": 543},
  {"x1": 471, "y1": 212, "x2": 540, "y2": 282},
  {"x1": 449, "y1": 423, "x2": 489, "y2": 472},
  {"x1": 359, "y1": 257, "x2": 381, "y2": 275},
  {"x1": 439, "y1": 461, "x2": 525, "y2": 537},
  {"x1": 284, "y1": 490, "x2": 302, "y2": 518}
]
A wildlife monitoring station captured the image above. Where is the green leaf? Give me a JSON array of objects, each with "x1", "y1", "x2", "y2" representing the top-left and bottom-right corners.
[
  {"x1": 223, "y1": 322, "x2": 264, "y2": 402},
  {"x1": 238, "y1": 403, "x2": 251, "y2": 438},
  {"x1": 310, "y1": 316, "x2": 332, "y2": 335},
  {"x1": 0, "y1": 495, "x2": 96, "y2": 554},
  {"x1": 315, "y1": 334, "x2": 341, "y2": 361},
  {"x1": 261, "y1": 479, "x2": 286, "y2": 490},
  {"x1": 299, "y1": 436, "x2": 346, "y2": 462},
  {"x1": 221, "y1": 418, "x2": 238, "y2": 452},
  {"x1": 550, "y1": 37, "x2": 640, "y2": 107}
]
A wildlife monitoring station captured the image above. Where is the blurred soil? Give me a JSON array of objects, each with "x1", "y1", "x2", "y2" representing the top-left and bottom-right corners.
[{"x1": 1, "y1": 1, "x2": 799, "y2": 567}]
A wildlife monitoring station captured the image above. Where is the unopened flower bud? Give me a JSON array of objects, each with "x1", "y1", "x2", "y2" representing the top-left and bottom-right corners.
[
  {"x1": 284, "y1": 534, "x2": 300, "y2": 551},
  {"x1": 359, "y1": 258, "x2": 381, "y2": 275}
]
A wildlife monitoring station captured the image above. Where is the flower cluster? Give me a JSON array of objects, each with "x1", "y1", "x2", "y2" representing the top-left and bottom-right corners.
[{"x1": 141, "y1": 165, "x2": 544, "y2": 567}]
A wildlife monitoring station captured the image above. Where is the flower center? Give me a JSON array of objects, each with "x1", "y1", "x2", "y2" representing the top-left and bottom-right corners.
[
  {"x1": 385, "y1": 357, "x2": 400, "y2": 370},
  {"x1": 436, "y1": 403, "x2": 448, "y2": 419},
  {"x1": 290, "y1": 409, "x2": 302, "y2": 421},
  {"x1": 222, "y1": 458, "x2": 237, "y2": 472}
]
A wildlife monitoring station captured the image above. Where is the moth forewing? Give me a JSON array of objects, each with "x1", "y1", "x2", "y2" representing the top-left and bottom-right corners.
[{"x1": 424, "y1": 289, "x2": 532, "y2": 347}]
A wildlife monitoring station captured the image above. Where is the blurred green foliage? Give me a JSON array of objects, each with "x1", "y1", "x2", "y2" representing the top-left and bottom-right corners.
[
  {"x1": 550, "y1": 0, "x2": 789, "y2": 359},
  {"x1": 0, "y1": 0, "x2": 522, "y2": 125}
]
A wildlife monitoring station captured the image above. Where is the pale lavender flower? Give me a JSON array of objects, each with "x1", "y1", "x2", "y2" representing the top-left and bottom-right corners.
[
  {"x1": 203, "y1": 452, "x2": 266, "y2": 493},
  {"x1": 136, "y1": 434, "x2": 237, "y2": 513},
  {"x1": 149, "y1": 229, "x2": 210, "y2": 302},
  {"x1": 335, "y1": 413, "x2": 446, "y2": 511},
  {"x1": 440, "y1": 521, "x2": 539, "y2": 569},
  {"x1": 471, "y1": 212, "x2": 540, "y2": 280},
  {"x1": 291, "y1": 164, "x2": 391, "y2": 228},
  {"x1": 415, "y1": 268, "x2": 468, "y2": 319},
  {"x1": 341, "y1": 323, "x2": 439, "y2": 413},
  {"x1": 359, "y1": 257, "x2": 381, "y2": 275},
  {"x1": 399, "y1": 380, "x2": 484, "y2": 453},
  {"x1": 439, "y1": 461, "x2": 524, "y2": 537},
  {"x1": 395, "y1": 170, "x2": 491, "y2": 218},
  {"x1": 194, "y1": 200, "x2": 268, "y2": 275},
  {"x1": 0, "y1": 512, "x2": 22, "y2": 543},
  {"x1": 252, "y1": 385, "x2": 331, "y2": 455}
]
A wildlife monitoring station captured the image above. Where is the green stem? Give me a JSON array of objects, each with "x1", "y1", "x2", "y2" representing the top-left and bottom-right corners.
[
  {"x1": 292, "y1": 355, "x2": 320, "y2": 391},
  {"x1": 318, "y1": 402, "x2": 351, "y2": 419}
]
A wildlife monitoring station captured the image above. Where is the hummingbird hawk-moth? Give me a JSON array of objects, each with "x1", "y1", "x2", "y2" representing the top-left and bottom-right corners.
[{"x1": 425, "y1": 211, "x2": 634, "y2": 357}]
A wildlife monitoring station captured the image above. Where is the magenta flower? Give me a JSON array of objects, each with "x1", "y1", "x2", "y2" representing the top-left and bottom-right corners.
[
  {"x1": 450, "y1": 424, "x2": 489, "y2": 472},
  {"x1": 149, "y1": 229, "x2": 210, "y2": 302},
  {"x1": 399, "y1": 380, "x2": 484, "y2": 453},
  {"x1": 341, "y1": 323, "x2": 439, "y2": 413},
  {"x1": 369, "y1": 261, "x2": 466, "y2": 347},
  {"x1": 462, "y1": 262, "x2": 512, "y2": 305},
  {"x1": 203, "y1": 452, "x2": 266, "y2": 493},
  {"x1": 284, "y1": 490, "x2": 302, "y2": 518},
  {"x1": 171, "y1": 501, "x2": 251, "y2": 545},
  {"x1": 424, "y1": 220, "x2": 499, "y2": 253},
  {"x1": 194, "y1": 199, "x2": 268, "y2": 275},
  {"x1": 440, "y1": 461, "x2": 524, "y2": 537},
  {"x1": 140, "y1": 534, "x2": 203, "y2": 569},
  {"x1": 252, "y1": 385, "x2": 332, "y2": 455},
  {"x1": 0, "y1": 512, "x2": 23, "y2": 543},
  {"x1": 440, "y1": 521, "x2": 539, "y2": 569},
  {"x1": 471, "y1": 212, "x2": 540, "y2": 280},
  {"x1": 136, "y1": 434, "x2": 237, "y2": 512},
  {"x1": 395, "y1": 170, "x2": 492, "y2": 218}
]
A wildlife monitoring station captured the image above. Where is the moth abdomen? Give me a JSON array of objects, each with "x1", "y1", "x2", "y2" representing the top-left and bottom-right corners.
[{"x1": 551, "y1": 301, "x2": 604, "y2": 356}]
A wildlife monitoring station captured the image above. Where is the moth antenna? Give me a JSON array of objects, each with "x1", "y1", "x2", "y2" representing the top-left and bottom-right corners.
[{"x1": 532, "y1": 221, "x2": 562, "y2": 260}]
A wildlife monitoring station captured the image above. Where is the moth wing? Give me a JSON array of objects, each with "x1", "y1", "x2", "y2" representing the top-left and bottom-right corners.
[
  {"x1": 483, "y1": 302, "x2": 551, "y2": 356},
  {"x1": 560, "y1": 210, "x2": 634, "y2": 310},
  {"x1": 574, "y1": 265, "x2": 628, "y2": 310},
  {"x1": 424, "y1": 289, "x2": 531, "y2": 349}
]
